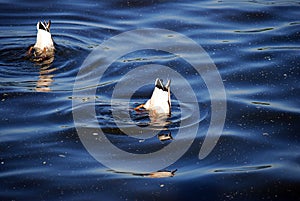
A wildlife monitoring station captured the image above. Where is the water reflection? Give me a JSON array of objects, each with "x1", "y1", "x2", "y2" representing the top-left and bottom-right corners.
[
  {"x1": 134, "y1": 108, "x2": 172, "y2": 142},
  {"x1": 157, "y1": 132, "x2": 173, "y2": 142},
  {"x1": 35, "y1": 61, "x2": 57, "y2": 92},
  {"x1": 26, "y1": 47, "x2": 56, "y2": 92},
  {"x1": 148, "y1": 111, "x2": 170, "y2": 128}
]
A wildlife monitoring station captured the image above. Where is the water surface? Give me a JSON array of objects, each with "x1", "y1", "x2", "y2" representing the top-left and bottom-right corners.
[{"x1": 1, "y1": 0, "x2": 300, "y2": 200}]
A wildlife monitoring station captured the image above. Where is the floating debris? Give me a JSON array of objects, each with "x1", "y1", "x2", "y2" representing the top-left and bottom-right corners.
[
  {"x1": 108, "y1": 169, "x2": 178, "y2": 178},
  {"x1": 251, "y1": 101, "x2": 270, "y2": 106},
  {"x1": 158, "y1": 133, "x2": 173, "y2": 142},
  {"x1": 234, "y1": 27, "x2": 273, "y2": 33},
  {"x1": 68, "y1": 96, "x2": 98, "y2": 102},
  {"x1": 214, "y1": 165, "x2": 272, "y2": 173},
  {"x1": 123, "y1": 57, "x2": 146, "y2": 62},
  {"x1": 148, "y1": 169, "x2": 177, "y2": 178}
]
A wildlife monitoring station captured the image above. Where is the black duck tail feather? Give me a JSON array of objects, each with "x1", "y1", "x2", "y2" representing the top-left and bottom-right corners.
[
  {"x1": 38, "y1": 20, "x2": 51, "y2": 32},
  {"x1": 155, "y1": 78, "x2": 168, "y2": 91}
]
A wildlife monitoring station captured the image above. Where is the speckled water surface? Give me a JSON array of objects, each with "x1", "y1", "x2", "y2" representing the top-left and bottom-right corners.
[{"x1": 1, "y1": 0, "x2": 300, "y2": 200}]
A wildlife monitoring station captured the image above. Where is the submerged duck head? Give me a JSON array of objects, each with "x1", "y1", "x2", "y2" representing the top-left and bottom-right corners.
[{"x1": 34, "y1": 20, "x2": 54, "y2": 51}]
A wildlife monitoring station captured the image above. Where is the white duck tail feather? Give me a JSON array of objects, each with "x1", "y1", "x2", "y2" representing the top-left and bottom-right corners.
[
  {"x1": 34, "y1": 20, "x2": 54, "y2": 51},
  {"x1": 144, "y1": 78, "x2": 171, "y2": 114}
]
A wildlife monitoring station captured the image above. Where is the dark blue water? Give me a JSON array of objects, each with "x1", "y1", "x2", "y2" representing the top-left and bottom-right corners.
[{"x1": 1, "y1": 0, "x2": 300, "y2": 200}]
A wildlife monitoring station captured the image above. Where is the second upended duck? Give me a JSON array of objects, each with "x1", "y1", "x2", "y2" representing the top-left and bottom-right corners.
[{"x1": 27, "y1": 20, "x2": 55, "y2": 60}]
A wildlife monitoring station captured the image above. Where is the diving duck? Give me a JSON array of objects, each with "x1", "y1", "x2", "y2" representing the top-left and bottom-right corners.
[
  {"x1": 135, "y1": 78, "x2": 171, "y2": 115},
  {"x1": 28, "y1": 20, "x2": 55, "y2": 58}
]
